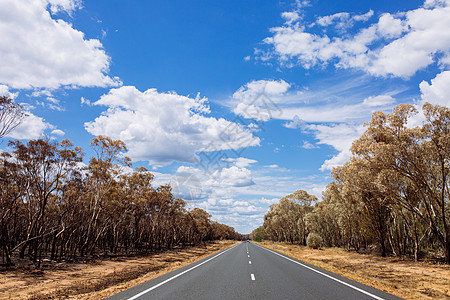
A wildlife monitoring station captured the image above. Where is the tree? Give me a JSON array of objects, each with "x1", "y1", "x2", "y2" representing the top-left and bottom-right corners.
[
  {"x1": 263, "y1": 190, "x2": 317, "y2": 245},
  {"x1": 8, "y1": 139, "x2": 82, "y2": 264},
  {"x1": 81, "y1": 136, "x2": 130, "y2": 256},
  {"x1": 351, "y1": 103, "x2": 450, "y2": 262},
  {"x1": 0, "y1": 96, "x2": 25, "y2": 138}
]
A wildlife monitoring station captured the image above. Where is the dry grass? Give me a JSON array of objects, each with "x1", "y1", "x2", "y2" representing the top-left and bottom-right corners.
[
  {"x1": 258, "y1": 241, "x2": 450, "y2": 300},
  {"x1": 0, "y1": 240, "x2": 238, "y2": 299}
]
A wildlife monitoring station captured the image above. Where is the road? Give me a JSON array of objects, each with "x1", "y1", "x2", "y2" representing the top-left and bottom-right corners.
[{"x1": 107, "y1": 242, "x2": 401, "y2": 300}]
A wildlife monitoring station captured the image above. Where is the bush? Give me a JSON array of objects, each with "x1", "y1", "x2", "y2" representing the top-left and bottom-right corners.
[{"x1": 306, "y1": 232, "x2": 323, "y2": 249}]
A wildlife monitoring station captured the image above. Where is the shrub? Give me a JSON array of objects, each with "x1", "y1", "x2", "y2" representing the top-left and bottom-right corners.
[{"x1": 306, "y1": 232, "x2": 323, "y2": 249}]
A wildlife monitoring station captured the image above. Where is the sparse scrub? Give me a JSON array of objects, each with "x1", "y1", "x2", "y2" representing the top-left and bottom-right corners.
[{"x1": 306, "y1": 233, "x2": 323, "y2": 249}]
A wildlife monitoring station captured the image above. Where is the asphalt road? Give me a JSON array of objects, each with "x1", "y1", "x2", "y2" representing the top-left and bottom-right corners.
[{"x1": 107, "y1": 242, "x2": 402, "y2": 300}]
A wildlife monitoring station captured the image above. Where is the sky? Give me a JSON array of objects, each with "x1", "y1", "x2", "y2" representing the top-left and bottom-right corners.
[{"x1": 1, "y1": 0, "x2": 450, "y2": 233}]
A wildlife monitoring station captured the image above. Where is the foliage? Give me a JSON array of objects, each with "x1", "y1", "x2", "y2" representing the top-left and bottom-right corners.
[
  {"x1": 306, "y1": 232, "x2": 323, "y2": 249},
  {"x1": 0, "y1": 137, "x2": 241, "y2": 267},
  {"x1": 257, "y1": 103, "x2": 450, "y2": 263}
]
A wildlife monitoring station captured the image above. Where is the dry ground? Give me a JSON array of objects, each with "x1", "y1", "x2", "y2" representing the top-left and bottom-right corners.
[
  {"x1": 0, "y1": 240, "x2": 238, "y2": 300},
  {"x1": 258, "y1": 241, "x2": 450, "y2": 300}
]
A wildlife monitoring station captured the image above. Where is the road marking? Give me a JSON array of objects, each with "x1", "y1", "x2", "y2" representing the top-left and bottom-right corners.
[
  {"x1": 249, "y1": 261, "x2": 251, "y2": 264},
  {"x1": 254, "y1": 244, "x2": 385, "y2": 300},
  {"x1": 251, "y1": 273, "x2": 255, "y2": 281},
  {"x1": 248, "y1": 255, "x2": 250, "y2": 257},
  {"x1": 126, "y1": 244, "x2": 239, "y2": 300}
]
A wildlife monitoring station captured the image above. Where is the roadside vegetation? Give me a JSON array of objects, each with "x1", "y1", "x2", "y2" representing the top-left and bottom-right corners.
[
  {"x1": 0, "y1": 131, "x2": 243, "y2": 268},
  {"x1": 252, "y1": 103, "x2": 450, "y2": 264}
]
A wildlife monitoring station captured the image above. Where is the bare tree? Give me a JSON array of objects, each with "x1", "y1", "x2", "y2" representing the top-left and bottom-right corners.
[{"x1": 0, "y1": 96, "x2": 25, "y2": 138}]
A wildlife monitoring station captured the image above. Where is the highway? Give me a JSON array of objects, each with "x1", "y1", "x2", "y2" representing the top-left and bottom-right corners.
[{"x1": 107, "y1": 242, "x2": 401, "y2": 300}]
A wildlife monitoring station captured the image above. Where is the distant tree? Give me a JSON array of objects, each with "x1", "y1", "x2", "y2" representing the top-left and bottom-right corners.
[
  {"x1": 263, "y1": 190, "x2": 317, "y2": 245},
  {"x1": 0, "y1": 96, "x2": 25, "y2": 138},
  {"x1": 251, "y1": 226, "x2": 265, "y2": 242}
]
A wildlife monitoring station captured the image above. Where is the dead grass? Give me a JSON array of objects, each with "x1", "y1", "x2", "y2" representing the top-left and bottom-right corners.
[
  {"x1": 0, "y1": 240, "x2": 238, "y2": 300},
  {"x1": 258, "y1": 241, "x2": 450, "y2": 300}
]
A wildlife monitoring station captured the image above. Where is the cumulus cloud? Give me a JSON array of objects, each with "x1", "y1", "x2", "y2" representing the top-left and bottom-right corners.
[
  {"x1": 6, "y1": 113, "x2": 53, "y2": 140},
  {"x1": 419, "y1": 71, "x2": 450, "y2": 106},
  {"x1": 284, "y1": 115, "x2": 307, "y2": 129},
  {"x1": 0, "y1": 85, "x2": 18, "y2": 99},
  {"x1": 230, "y1": 77, "x2": 402, "y2": 172},
  {"x1": 307, "y1": 123, "x2": 365, "y2": 171},
  {"x1": 85, "y1": 86, "x2": 260, "y2": 166},
  {"x1": 0, "y1": 85, "x2": 57, "y2": 139},
  {"x1": 232, "y1": 80, "x2": 289, "y2": 121},
  {"x1": 0, "y1": 0, "x2": 119, "y2": 89},
  {"x1": 222, "y1": 157, "x2": 257, "y2": 168},
  {"x1": 46, "y1": 0, "x2": 82, "y2": 14},
  {"x1": 209, "y1": 166, "x2": 255, "y2": 187},
  {"x1": 261, "y1": 0, "x2": 450, "y2": 78},
  {"x1": 315, "y1": 10, "x2": 373, "y2": 29}
]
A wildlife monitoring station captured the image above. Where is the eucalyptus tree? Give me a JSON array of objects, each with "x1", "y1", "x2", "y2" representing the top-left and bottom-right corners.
[
  {"x1": 0, "y1": 96, "x2": 25, "y2": 139},
  {"x1": 351, "y1": 103, "x2": 450, "y2": 262},
  {"x1": 7, "y1": 139, "x2": 82, "y2": 264}
]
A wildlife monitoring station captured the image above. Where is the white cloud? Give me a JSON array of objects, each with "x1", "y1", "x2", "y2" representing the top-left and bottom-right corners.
[
  {"x1": 51, "y1": 129, "x2": 65, "y2": 136},
  {"x1": 265, "y1": 164, "x2": 279, "y2": 168},
  {"x1": 419, "y1": 70, "x2": 450, "y2": 106},
  {"x1": 316, "y1": 12, "x2": 350, "y2": 27},
  {"x1": 353, "y1": 10, "x2": 374, "y2": 22},
  {"x1": 230, "y1": 77, "x2": 402, "y2": 173},
  {"x1": 284, "y1": 115, "x2": 306, "y2": 129},
  {"x1": 46, "y1": 0, "x2": 82, "y2": 14},
  {"x1": 301, "y1": 141, "x2": 318, "y2": 149},
  {"x1": 80, "y1": 96, "x2": 92, "y2": 106},
  {"x1": 282, "y1": 11, "x2": 301, "y2": 24},
  {"x1": 376, "y1": 13, "x2": 407, "y2": 39},
  {"x1": 307, "y1": 123, "x2": 365, "y2": 171},
  {"x1": 6, "y1": 112, "x2": 53, "y2": 140},
  {"x1": 232, "y1": 79, "x2": 289, "y2": 121},
  {"x1": 85, "y1": 86, "x2": 260, "y2": 166},
  {"x1": 209, "y1": 166, "x2": 255, "y2": 187},
  {"x1": 0, "y1": 0, "x2": 119, "y2": 89},
  {"x1": 0, "y1": 85, "x2": 18, "y2": 99},
  {"x1": 315, "y1": 10, "x2": 373, "y2": 29},
  {"x1": 0, "y1": 85, "x2": 56, "y2": 139},
  {"x1": 37, "y1": 97, "x2": 65, "y2": 111},
  {"x1": 261, "y1": 1, "x2": 450, "y2": 78},
  {"x1": 222, "y1": 157, "x2": 257, "y2": 168},
  {"x1": 362, "y1": 95, "x2": 395, "y2": 107}
]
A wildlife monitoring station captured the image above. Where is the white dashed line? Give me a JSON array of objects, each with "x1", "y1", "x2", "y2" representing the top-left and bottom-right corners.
[
  {"x1": 251, "y1": 274, "x2": 255, "y2": 281},
  {"x1": 249, "y1": 261, "x2": 252, "y2": 264}
]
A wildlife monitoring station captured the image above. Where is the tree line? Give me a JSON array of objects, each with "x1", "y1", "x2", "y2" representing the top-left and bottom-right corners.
[
  {"x1": 252, "y1": 103, "x2": 450, "y2": 263},
  {"x1": 0, "y1": 135, "x2": 242, "y2": 267}
]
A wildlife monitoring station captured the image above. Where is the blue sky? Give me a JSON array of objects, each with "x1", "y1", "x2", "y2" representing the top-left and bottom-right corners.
[{"x1": 1, "y1": 0, "x2": 449, "y2": 233}]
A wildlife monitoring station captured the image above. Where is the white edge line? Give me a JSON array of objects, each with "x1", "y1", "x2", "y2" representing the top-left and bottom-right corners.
[
  {"x1": 127, "y1": 244, "x2": 239, "y2": 300},
  {"x1": 254, "y1": 243, "x2": 385, "y2": 300}
]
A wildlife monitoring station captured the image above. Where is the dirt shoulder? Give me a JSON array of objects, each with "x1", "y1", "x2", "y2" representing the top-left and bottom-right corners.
[
  {"x1": 0, "y1": 240, "x2": 238, "y2": 299},
  {"x1": 258, "y1": 241, "x2": 450, "y2": 299}
]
